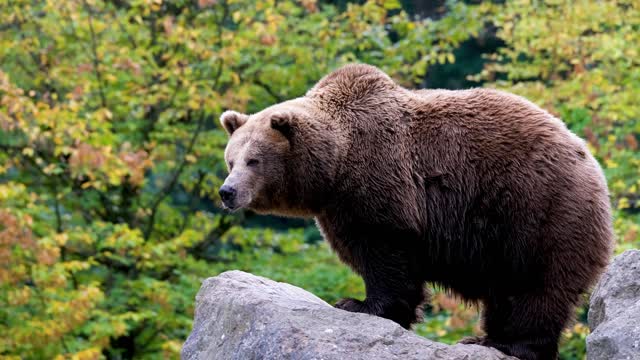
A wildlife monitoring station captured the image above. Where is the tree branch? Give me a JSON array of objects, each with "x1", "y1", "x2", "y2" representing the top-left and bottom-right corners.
[
  {"x1": 53, "y1": 182, "x2": 63, "y2": 233},
  {"x1": 188, "y1": 215, "x2": 235, "y2": 261},
  {"x1": 82, "y1": 0, "x2": 108, "y2": 108},
  {"x1": 255, "y1": 77, "x2": 285, "y2": 102},
  {"x1": 179, "y1": 170, "x2": 206, "y2": 233},
  {"x1": 143, "y1": 110, "x2": 206, "y2": 241}
]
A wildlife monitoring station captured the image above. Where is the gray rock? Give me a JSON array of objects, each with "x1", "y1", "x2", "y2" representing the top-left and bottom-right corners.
[
  {"x1": 182, "y1": 270, "x2": 515, "y2": 360},
  {"x1": 587, "y1": 249, "x2": 640, "y2": 360}
]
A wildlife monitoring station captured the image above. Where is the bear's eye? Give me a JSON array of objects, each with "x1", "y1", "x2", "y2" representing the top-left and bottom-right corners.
[
  {"x1": 228, "y1": 161, "x2": 234, "y2": 170},
  {"x1": 246, "y1": 159, "x2": 260, "y2": 167}
]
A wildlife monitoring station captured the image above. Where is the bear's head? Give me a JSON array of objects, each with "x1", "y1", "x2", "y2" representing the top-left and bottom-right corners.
[
  {"x1": 218, "y1": 64, "x2": 399, "y2": 216},
  {"x1": 218, "y1": 99, "x2": 339, "y2": 217}
]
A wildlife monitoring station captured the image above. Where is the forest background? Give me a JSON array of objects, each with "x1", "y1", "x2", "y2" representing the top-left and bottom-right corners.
[{"x1": 1, "y1": 0, "x2": 638, "y2": 358}]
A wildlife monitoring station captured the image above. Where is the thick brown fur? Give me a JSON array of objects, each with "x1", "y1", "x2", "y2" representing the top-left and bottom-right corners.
[{"x1": 219, "y1": 64, "x2": 614, "y2": 360}]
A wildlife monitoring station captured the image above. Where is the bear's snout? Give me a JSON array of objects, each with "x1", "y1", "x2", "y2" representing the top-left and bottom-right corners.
[{"x1": 219, "y1": 185, "x2": 237, "y2": 208}]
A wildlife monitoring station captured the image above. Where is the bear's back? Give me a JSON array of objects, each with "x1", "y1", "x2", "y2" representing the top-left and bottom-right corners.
[
  {"x1": 408, "y1": 87, "x2": 590, "y2": 178},
  {"x1": 404, "y1": 87, "x2": 610, "y2": 293}
]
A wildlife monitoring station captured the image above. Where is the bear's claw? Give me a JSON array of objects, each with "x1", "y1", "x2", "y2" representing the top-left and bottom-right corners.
[
  {"x1": 334, "y1": 298, "x2": 367, "y2": 313},
  {"x1": 458, "y1": 335, "x2": 487, "y2": 345}
]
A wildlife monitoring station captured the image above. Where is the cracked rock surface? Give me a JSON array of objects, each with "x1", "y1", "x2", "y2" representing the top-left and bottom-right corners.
[
  {"x1": 181, "y1": 270, "x2": 514, "y2": 360},
  {"x1": 587, "y1": 249, "x2": 640, "y2": 360}
]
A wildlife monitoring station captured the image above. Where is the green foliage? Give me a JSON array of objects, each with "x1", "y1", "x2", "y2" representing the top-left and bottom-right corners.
[
  {"x1": 414, "y1": 293, "x2": 480, "y2": 345},
  {"x1": 479, "y1": 0, "x2": 640, "y2": 252},
  {"x1": 1, "y1": 0, "x2": 637, "y2": 359},
  {"x1": 0, "y1": 0, "x2": 483, "y2": 358},
  {"x1": 210, "y1": 239, "x2": 365, "y2": 304}
]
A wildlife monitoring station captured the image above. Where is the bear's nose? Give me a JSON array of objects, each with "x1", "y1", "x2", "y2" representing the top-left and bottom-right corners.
[{"x1": 219, "y1": 185, "x2": 237, "y2": 205}]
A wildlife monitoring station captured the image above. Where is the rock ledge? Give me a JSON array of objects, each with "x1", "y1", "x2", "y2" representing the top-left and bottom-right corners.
[
  {"x1": 587, "y1": 249, "x2": 640, "y2": 360},
  {"x1": 181, "y1": 270, "x2": 514, "y2": 360}
]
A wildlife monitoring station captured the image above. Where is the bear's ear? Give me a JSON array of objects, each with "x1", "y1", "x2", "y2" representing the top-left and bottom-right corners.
[
  {"x1": 220, "y1": 110, "x2": 248, "y2": 135},
  {"x1": 270, "y1": 112, "x2": 296, "y2": 140}
]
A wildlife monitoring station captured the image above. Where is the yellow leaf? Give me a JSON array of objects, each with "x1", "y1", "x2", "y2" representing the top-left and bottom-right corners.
[
  {"x1": 22, "y1": 148, "x2": 34, "y2": 157},
  {"x1": 54, "y1": 233, "x2": 69, "y2": 246},
  {"x1": 618, "y1": 197, "x2": 630, "y2": 210},
  {"x1": 605, "y1": 159, "x2": 618, "y2": 169},
  {"x1": 446, "y1": 53, "x2": 455, "y2": 63},
  {"x1": 188, "y1": 99, "x2": 200, "y2": 109}
]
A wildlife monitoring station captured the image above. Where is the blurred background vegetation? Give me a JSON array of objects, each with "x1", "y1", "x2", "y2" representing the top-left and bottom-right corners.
[{"x1": 0, "y1": 0, "x2": 637, "y2": 358}]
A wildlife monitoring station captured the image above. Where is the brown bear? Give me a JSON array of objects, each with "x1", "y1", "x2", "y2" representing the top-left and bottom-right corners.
[{"x1": 218, "y1": 64, "x2": 613, "y2": 360}]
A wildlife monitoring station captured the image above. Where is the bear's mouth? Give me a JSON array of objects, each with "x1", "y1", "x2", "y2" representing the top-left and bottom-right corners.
[
  {"x1": 221, "y1": 197, "x2": 252, "y2": 212},
  {"x1": 221, "y1": 201, "x2": 240, "y2": 212}
]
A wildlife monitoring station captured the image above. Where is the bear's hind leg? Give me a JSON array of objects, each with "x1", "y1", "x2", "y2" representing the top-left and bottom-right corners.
[{"x1": 476, "y1": 291, "x2": 577, "y2": 360}]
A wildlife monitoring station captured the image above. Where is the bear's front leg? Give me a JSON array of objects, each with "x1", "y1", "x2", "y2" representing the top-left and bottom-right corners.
[
  {"x1": 334, "y1": 294, "x2": 423, "y2": 329},
  {"x1": 333, "y1": 242, "x2": 427, "y2": 329}
]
